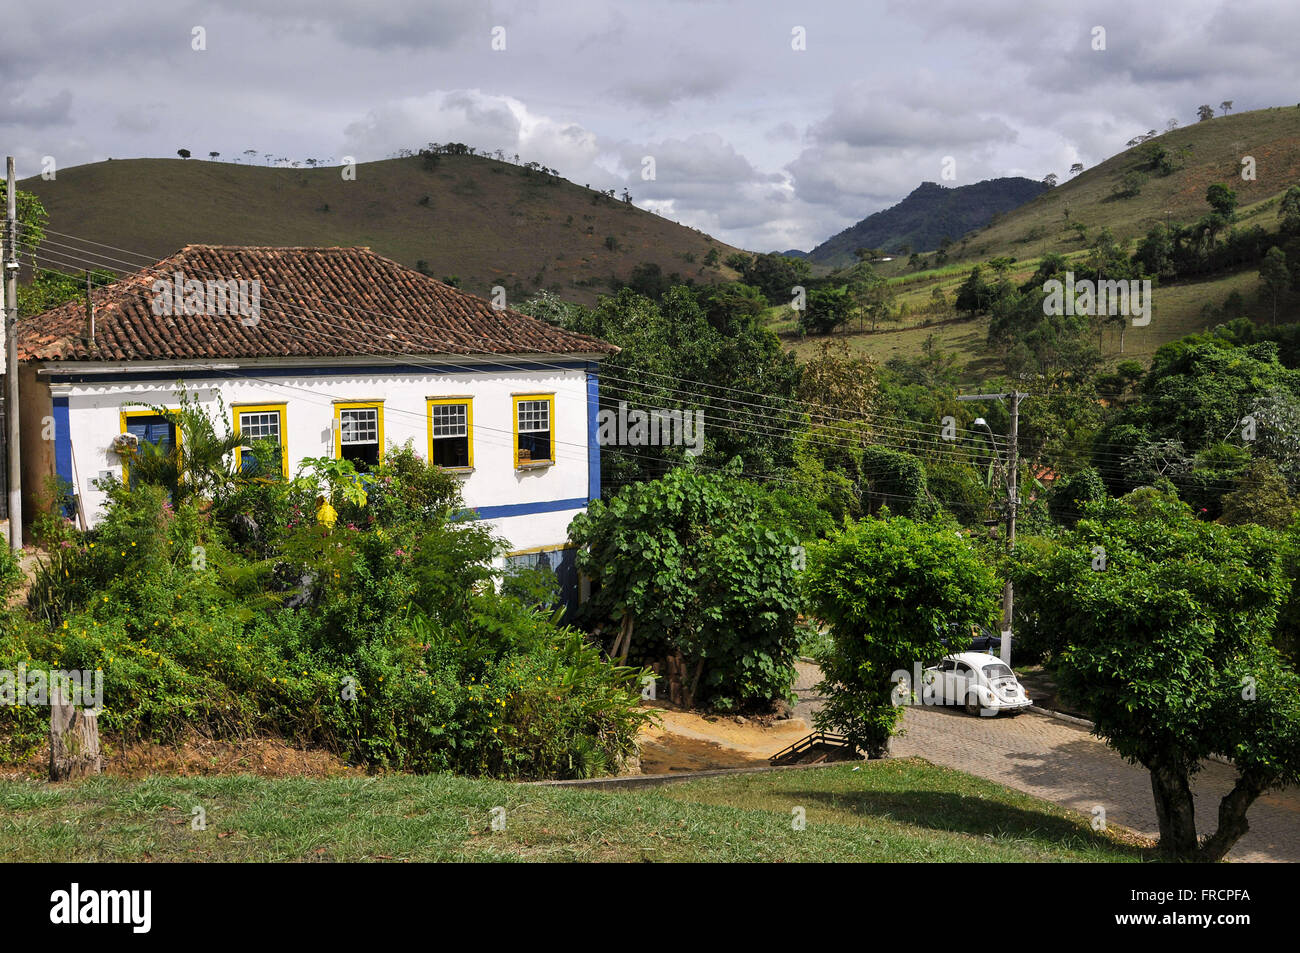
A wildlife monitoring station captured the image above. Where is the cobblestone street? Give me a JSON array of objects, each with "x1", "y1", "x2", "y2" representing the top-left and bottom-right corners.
[{"x1": 794, "y1": 662, "x2": 1300, "y2": 862}]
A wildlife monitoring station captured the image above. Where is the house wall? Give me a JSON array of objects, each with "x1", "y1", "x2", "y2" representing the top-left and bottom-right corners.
[{"x1": 37, "y1": 358, "x2": 602, "y2": 553}]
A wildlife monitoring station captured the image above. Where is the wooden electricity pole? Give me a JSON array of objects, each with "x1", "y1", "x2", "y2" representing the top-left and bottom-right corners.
[{"x1": 4, "y1": 157, "x2": 20, "y2": 551}]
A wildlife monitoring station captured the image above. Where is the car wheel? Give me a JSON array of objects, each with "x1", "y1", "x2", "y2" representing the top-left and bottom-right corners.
[{"x1": 964, "y1": 694, "x2": 982, "y2": 716}]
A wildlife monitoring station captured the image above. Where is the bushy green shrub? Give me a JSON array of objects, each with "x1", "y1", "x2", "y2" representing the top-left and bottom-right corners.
[
  {"x1": 570, "y1": 461, "x2": 804, "y2": 711},
  {"x1": 803, "y1": 516, "x2": 1000, "y2": 757},
  {"x1": 861, "y1": 445, "x2": 929, "y2": 517},
  {"x1": 2, "y1": 451, "x2": 649, "y2": 779}
]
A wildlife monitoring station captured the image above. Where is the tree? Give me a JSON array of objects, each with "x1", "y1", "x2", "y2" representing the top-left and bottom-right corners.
[
  {"x1": 846, "y1": 264, "x2": 894, "y2": 331},
  {"x1": 1167, "y1": 118, "x2": 1180, "y2": 132},
  {"x1": 860, "y1": 446, "x2": 928, "y2": 517},
  {"x1": 1197, "y1": 104, "x2": 1215, "y2": 122},
  {"x1": 804, "y1": 517, "x2": 1000, "y2": 757},
  {"x1": 1279, "y1": 186, "x2": 1300, "y2": 237},
  {"x1": 1042, "y1": 173, "x2": 1058, "y2": 188},
  {"x1": 1221, "y1": 459, "x2": 1296, "y2": 529},
  {"x1": 1134, "y1": 224, "x2": 1175, "y2": 279},
  {"x1": 1206, "y1": 183, "x2": 1238, "y2": 219},
  {"x1": 1070, "y1": 162, "x2": 1085, "y2": 176},
  {"x1": 568, "y1": 285, "x2": 800, "y2": 486},
  {"x1": 1012, "y1": 490, "x2": 1300, "y2": 861},
  {"x1": 1113, "y1": 171, "x2": 1147, "y2": 199},
  {"x1": 208, "y1": 152, "x2": 219, "y2": 160},
  {"x1": 800, "y1": 285, "x2": 851, "y2": 335},
  {"x1": 1048, "y1": 467, "x2": 1107, "y2": 526},
  {"x1": 1221, "y1": 100, "x2": 1234, "y2": 116},
  {"x1": 0, "y1": 180, "x2": 49, "y2": 270},
  {"x1": 798, "y1": 339, "x2": 878, "y2": 429},
  {"x1": 569, "y1": 462, "x2": 804, "y2": 710},
  {"x1": 740, "y1": 252, "x2": 812, "y2": 302},
  {"x1": 955, "y1": 265, "x2": 995, "y2": 315},
  {"x1": 1260, "y1": 246, "x2": 1290, "y2": 325},
  {"x1": 177, "y1": 149, "x2": 191, "y2": 159}
]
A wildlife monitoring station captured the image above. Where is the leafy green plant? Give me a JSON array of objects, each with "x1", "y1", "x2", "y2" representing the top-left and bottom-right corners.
[
  {"x1": 803, "y1": 516, "x2": 999, "y2": 757},
  {"x1": 570, "y1": 461, "x2": 804, "y2": 711},
  {"x1": 1011, "y1": 489, "x2": 1300, "y2": 861}
]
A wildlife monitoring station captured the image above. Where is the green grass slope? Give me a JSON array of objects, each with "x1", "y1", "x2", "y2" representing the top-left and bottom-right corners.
[
  {"x1": 0, "y1": 759, "x2": 1144, "y2": 862},
  {"x1": 780, "y1": 106, "x2": 1300, "y2": 374},
  {"x1": 22, "y1": 155, "x2": 741, "y2": 305},
  {"x1": 955, "y1": 105, "x2": 1300, "y2": 264}
]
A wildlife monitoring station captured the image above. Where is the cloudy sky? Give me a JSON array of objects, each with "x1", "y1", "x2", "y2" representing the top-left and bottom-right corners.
[{"x1": 4, "y1": 0, "x2": 1298, "y2": 251}]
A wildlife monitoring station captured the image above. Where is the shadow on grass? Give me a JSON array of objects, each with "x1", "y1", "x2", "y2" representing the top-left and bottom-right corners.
[{"x1": 780, "y1": 786, "x2": 1150, "y2": 859}]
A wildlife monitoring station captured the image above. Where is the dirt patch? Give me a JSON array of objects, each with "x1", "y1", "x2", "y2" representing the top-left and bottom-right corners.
[
  {"x1": 105, "y1": 737, "x2": 353, "y2": 779},
  {"x1": 2, "y1": 735, "x2": 353, "y2": 780},
  {"x1": 637, "y1": 733, "x2": 768, "y2": 774},
  {"x1": 635, "y1": 703, "x2": 813, "y2": 773}
]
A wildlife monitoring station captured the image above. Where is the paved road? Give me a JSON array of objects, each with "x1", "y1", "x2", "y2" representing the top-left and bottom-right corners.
[{"x1": 793, "y1": 661, "x2": 1300, "y2": 862}]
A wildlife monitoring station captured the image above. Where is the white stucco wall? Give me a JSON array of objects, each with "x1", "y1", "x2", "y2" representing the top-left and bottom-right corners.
[{"x1": 44, "y1": 357, "x2": 597, "y2": 553}]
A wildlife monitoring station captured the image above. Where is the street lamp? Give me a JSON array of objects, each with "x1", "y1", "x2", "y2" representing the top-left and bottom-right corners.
[{"x1": 957, "y1": 395, "x2": 1024, "y2": 665}]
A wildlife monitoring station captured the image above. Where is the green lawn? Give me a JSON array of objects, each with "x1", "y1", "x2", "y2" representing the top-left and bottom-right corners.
[{"x1": 0, "y1": 758, "x2": 1147, "y2": 862}]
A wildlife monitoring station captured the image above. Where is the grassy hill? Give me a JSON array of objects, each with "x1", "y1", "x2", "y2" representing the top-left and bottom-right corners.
[
  {"x1": 21, "y1": 155, "x2": 742, "y2": 305},
  {"x1": 807, "y1": 177, "x2": 1048, "y2": 265},
  {"x1": 781, "y1": 106, "x2": 1300, "y2": 375},
  {"x1": 954, "y1": 105, "x2": 1300, "y2": 263},
  {"x1": 0, "y1": 759, "x2": 1143, "y2": 862}
]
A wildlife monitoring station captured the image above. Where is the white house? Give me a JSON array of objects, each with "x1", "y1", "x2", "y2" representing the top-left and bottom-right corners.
[{"x1": 17, "y1": 245, "x2": 617, "y2": 599}]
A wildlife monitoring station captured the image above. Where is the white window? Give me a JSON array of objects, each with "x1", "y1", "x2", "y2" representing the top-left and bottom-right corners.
[
  {"x1": 240, "y1": 411, "x2": 281, "y2": 444},
  {"x1": 340, "y1": 407, "x2": 378, "y2": 446}
]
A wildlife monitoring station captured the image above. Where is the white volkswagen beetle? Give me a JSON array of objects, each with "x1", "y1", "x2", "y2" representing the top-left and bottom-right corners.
[{"x1": 921, "y1": 652, "x2": 1033, "y2": 716}]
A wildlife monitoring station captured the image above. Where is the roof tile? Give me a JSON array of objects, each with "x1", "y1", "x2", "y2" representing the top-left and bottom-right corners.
[{"x1": 18, "y1": 245, "x2": 617, "y2": 362}]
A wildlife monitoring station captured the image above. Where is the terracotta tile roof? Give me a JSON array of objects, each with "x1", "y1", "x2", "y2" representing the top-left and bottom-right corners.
[{"x1": 18, "y1": 245, "x2": 617, "y2": 362}]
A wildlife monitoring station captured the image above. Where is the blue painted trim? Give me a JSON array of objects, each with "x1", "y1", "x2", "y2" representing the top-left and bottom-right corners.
[
  {"x1": 53, "y1": 397, "x2": 73, "y2": 489},
  {"x1": 44, "y1": 359, "x2": 592, "y2": 385},
  {"x1": 586, "y1": 363, "x2": 601, "y2": 502},
  {"x1": 466, "y1": 497, "x2": 589, "y2": 520}
]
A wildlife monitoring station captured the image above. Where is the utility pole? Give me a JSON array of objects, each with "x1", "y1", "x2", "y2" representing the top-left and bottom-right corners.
[
  {"x1": 1002, "y1": 391, "x2": 1020, "y2": 665},
  {"x1": 957, "y1": 390, "x2": 1024, "y2": 665},
  {"x1": 5, "y1": 157, "x2": 20, "y2": 551}
]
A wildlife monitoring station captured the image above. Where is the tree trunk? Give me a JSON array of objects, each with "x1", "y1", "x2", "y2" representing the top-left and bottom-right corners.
[
  {"x1": 1200, "y1": 775, "x2": 1266, "y2": 863},
  {"x1": 1149, "y1": 761, "x2": 1199, "y2": 858},
  {"x1": 667, "y1": 653, "x2": 684, "y2": 706},
  {"x1": 864, "y1": 735, "x2": 891, "y2": 759},
  {"x1": 50, "y1": 703, "x2": 103, "y2": 781}
]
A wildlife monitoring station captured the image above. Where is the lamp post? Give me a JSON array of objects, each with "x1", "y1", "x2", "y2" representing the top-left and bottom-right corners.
[{"x1": 959, "y1": 393, "x2": 1023, "y2": 665}]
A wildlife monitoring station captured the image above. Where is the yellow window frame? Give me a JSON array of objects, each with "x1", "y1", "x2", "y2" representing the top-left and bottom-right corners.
[
  {"x1": 512, "y1": 393, "x2": 555, "y2": 468},
  {"x1": 118, "y1": 408, "x2": 183, "y2": 485},
  {"x1": 426, "y1": 397, "x2": 474, "y2": 470},
  {"x1": 232, "y1": 402, "x2": 288, "y2": 477},
  {"x1": 334, "y1": 401, "x2": 385, "y2": 465}
]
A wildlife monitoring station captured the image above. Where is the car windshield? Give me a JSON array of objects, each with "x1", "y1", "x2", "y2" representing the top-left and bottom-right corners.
[{"x1": 983, "y1": 663, "x2": 1014, "y2": 679}]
